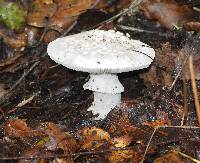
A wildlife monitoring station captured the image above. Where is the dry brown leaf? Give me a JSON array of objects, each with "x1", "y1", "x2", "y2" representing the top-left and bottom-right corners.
[
  {"x1": 4, "y1": 119, "x2": 45, "y2": 139},
  {"x1": 107, "y1": 150, "x2": 135, "y2": 163},
  {"x1": 140, "y1": 43, "x2": 176, "y2": 86},
  {"x1": 0, "y1": 83, "x2": 7, "y2": 97},
  {"x1": 27, "y1": 0, "x2": 57, "y2": 27},
  {"x1": 78, "y1": 127, "x2": 110, "y2": 150},
  {"x1": 45, "y1": 122, "x2": 77, "y2": 152},
  {"x1": 154, "y1": 152, "x2": 184, "y2": 163},
  {"x1": 43, "y1": 30, "x2": 61, "y2": 43},
  {"x1": 143, "y1": 119, "x2": 171, "y2": 127},
  {"x1": 111, "y1": 135, "x2": 133, "y2": 148},
  {"x1": 185, "y1": 34, "x2": 200, "y2": 81},
  {"x1": 18, "y1": 147, "x2": 44, "y2": 163},
  {"x1": 140, "y1": 0, "x2": 194, "y2": 29},
  {"x1": 0, "y1": 51, "x2": 25, "y2": 71},
  {"x1": 184, "y1": 22, "x2": 200, "y2": 31},
  {"x1": 48, "y1": 0, "x2": 97, "y2": 31},
  {"x1": 0, "y1": 55, "x2": 28, "y2": 73},
  {"x1": 107, "y1": 106, "x2": 139, "y2": 135},
  {"x1": 0, "y1": 29, "x2": 27, "y2": 50}
]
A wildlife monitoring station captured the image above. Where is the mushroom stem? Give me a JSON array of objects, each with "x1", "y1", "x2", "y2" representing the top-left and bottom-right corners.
[
  {"x1": 88, "y1": 92, "x2": 121, "y2": 119},
  {"x1": 83, "y1": 73, "x2": 124, "y2": 119}
]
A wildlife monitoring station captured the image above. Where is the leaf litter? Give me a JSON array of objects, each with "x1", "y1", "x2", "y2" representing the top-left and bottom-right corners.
[{"x1": 0, "y1": 0, "x2": 199, "y2": 162}]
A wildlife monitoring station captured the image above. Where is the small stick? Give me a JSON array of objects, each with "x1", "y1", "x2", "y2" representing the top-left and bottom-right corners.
[
  {"x1": 87, "y1": 0, "x2": 144, "y2": 30},
  {"x1": 141, "y1": 126, "x2": 158, "y2": 163},
  {"x1": 188, "y1": 55, "x2": 200, "y2": 125},
  {"x1": 0, "y1": 61, "x2": 40, "y2": 105},
  {"x1": 0, "y1": 107, "x2": 6, "y2": 121},
  {"x1": 181, "y1": 78, "x2": 189, "y2": 126},
  {"x1": 172, "y1": 150, "x2": 200, "y2": 163},
  {"x1": 117, "y1": 25, "x2": 172, "y2": 38}
]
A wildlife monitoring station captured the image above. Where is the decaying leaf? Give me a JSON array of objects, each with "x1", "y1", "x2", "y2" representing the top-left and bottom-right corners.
[
  {"x1": 44, "y1": 0, "x2": 99, "y2": 42},
  {"x1": 78, "y1": 127, "x2": 110, "y2": 150},
  {"x1": 184, "y1": 22, "x2": 200, "y2": 31},
  {"x1": 175, "y1": 33, "x2": 200, "y2": 80},
  {"x1": 140, "y1": 43, "x2": 176, "y2": 86},
  {"x1": 18, "y1": 147, "x2": 44, "y2": 163},
  {"x1": 0, "y1": 28, "x2": 27, "y2": 50},
  {"x1": 154, "y1": 151, "x2": 184, "y2": 163},
  {"x1": 140, "y1": 0, "x2": 194, "y2": 29},
  {"x1": 0, "y1": 1, "x2": 26, "y2": 32},
  {"x1": 27, "y1": 0, "x2": 57, "y2": 28},
  {"x1": 143, "y1": 119, "x2": 171, "y2": 127},
  {"x1": 45, "y1": 122, "x2": 78, "y2": 153},
  {"x1": 49, "y1": 0, "x2": 98, "y2": 30},
  {"x1": 111, "y1": 134, "x2": 133, "y2": 148},
  {"x1": 0, "y1": 83, "x2": 7, "y2": 97},
  {"x1": 107, "y1": 149, "x2": 134, "y2": 163},
  {"x1": 43, "y1": 29, "x2": 60, "y2": 43},
  {"x1": 106, "y1": 106, "x2": 139, "y2": 135},
  {"x1": 4, "y1": 119, "x2": 45, "y2": 139}
]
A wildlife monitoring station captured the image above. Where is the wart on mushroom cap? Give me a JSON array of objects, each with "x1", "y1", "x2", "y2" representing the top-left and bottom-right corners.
[{"x1": 47, "y1": 29, "x2": 155, "y2": 119}]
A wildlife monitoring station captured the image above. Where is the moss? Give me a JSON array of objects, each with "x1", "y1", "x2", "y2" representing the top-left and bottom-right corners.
[{"x1": 0, "y1": 2, "x2": 26, "y2": 32}]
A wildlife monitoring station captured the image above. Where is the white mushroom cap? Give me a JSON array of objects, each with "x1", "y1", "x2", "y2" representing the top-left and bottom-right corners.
[{"x1": 47, "y1": 29, "x2": 155, "y2": 73}]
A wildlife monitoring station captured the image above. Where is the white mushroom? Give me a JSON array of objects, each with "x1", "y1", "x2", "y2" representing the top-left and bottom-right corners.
[{"x1": 47, "y1": 29, "x2": 155, "y2": 119}]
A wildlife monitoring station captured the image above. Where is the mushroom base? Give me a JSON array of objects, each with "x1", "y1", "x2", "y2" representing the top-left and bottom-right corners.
[{"x1": 88, "y1": 92, "x2": 121, "y2": 119}]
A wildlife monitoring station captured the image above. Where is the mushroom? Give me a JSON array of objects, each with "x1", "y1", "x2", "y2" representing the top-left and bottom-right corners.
[{"x1": 47, "y1": 30, "x2": 155, "y2": 119}]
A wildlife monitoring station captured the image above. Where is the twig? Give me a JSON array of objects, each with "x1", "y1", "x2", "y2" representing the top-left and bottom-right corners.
[
  {"x1": 87, "y1": 0, "x2": 144, "y2": 30},
  {"x1": 181, "y1": 78, "x2": 189, "y2": 126},
  {"x1": 159, "y1": 125, "x2": 200, "y2": 129},
  {"x1": 0, "y1": 107, "x2": 6, "y2": 121},
  {"x1": 141, "y1": 124, "x2": 200, "y2": 162},
  {"x1": 117, "y1": 25, "x2": 172, "y2": 38},
  {"x1": 0, "y1": 146, "x2": 135, "y2": 160},
  {"x1": 175, "y1": 150, "x2": 200, "y2": 163},
  {"x1": 188, "y1": 55, "x2": 200, "y2": 125},
  {"x1": 169, "y1": 54, "x2": 189, "y2": 91},
  {"x1": 141, "y1": 126, "x2": 158, "y2": 163},
  {"x1": 10, "y1": 61, "x2": 40, "y2": 91},
  {"x1": 193, "y1": 7, "x2": 200, "y2": 13},
  {"x1": 7, "y1": 92, "x2": 39, "y2": 114},
  {"x1": 0, "y1": 61, "x2": 40, "y2": 106}
]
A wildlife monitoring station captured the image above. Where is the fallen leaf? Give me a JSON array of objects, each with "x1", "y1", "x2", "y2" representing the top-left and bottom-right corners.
[
  {"x1": 106, "y1": 105, "x2": 139, "y2": 135},
  {"x1": 43, "y1": 30, "x2": 61, "y2": 43},
  {"x1": 140, "y1": 43, "x2": 176, "y2": 86},
  {"x1": 143, "y1": 119, "x2": 171, "y2": 127},
  {"x1": 154, "y1": 151, "x2": 184, "y2": 163},
  {"x1": 78, "y1": 127, "x2": 110, "y2": 150},
  {"x1": 48, "y1": 0, "x2": 98, "y2": 32},
  {"x1": 0, "y1": 28, "x2": 27, "y2": 50},
  {"x1": 140, "y1": 0, "x2": 194, "y2": 29},
  {"x1": 107, "y1": 150, "x2": 135, "y2": 163},
  {"x1": 0, "y1": 83, "x2": 7, "y2": 97},
  {"x1": 18, "y1": 147, "x2": 44, "y2": 163},
  {"x1": 111, "y1": 135, "x2": 133, "y2": 148},
  {"x1": 45, "y1": 122, "x2": 78, "y2": 153},
  {"x1": 27, "y1": 0, "x2": 57, "y2": 28},
  {"x1": 184, "y1": 22, "x2": 200, "y2": 31},
  {"x1": 4, "y1": 119, "x2": 45, "y2": 139},
  {"x1": 175, "y1": 34, "x2": 200, "y2": 80}
]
